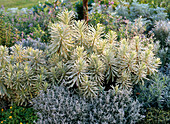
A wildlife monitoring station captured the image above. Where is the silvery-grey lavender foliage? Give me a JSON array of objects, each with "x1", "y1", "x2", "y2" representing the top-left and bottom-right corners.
[
  {"x1": 89, "y1": 89, "x2": 144, "y2": 124},
  {"x1": 16, "y1": 38, "x2": 47, "y2": 51},
  {"x1": 32, "y1": 85, "x2": 144, "y2": 124},
  {"x1": 32, "y1": 85, "x2": 89, "y2": 124}
]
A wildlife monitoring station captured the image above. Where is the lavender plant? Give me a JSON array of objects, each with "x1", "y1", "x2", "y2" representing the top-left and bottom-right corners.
[
  {"x1": 32, "y1": 85, "x2": 89, "y2": 123},
  {"x1": 89, "y1": 88, "x2": 144, "y2": 124},
  {"x1": 16, "y1": 38, "x2": 47, "y2": 51},
  {"x1": 32, "y1": 85, "x2": 144, "y2": 123},
  {"x1": 157, "y1": 47, "x2": 170, "y2": 75}
]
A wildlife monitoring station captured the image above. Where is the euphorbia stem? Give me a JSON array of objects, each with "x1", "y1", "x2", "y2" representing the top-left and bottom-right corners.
[{"x1": 83, "y1": 0, "x2": 88, "y2": 24}]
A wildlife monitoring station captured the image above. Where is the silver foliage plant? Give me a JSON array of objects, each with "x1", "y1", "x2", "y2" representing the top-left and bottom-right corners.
[
  {"x1": 32, "y1": 85, "x2": 89, "y2": 124},
  {"x1": 48, "y1": 9, "x2": 161, "y2": 97},
  {"x1": 89, "y1": 88, "x2": 144, "y2": 124},
  {"x1": 32, "y1": 85, "x2": 144, "y2": 123},
  {"x1": 16, "y1": 38, "x2": 47, "y2": 51},
  {"x1": 115, "y1": 0, "x2": 167, "y2": 21}
]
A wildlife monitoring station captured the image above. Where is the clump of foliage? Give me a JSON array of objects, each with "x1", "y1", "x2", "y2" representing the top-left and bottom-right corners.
[
  {"x1": 0, "y1": 45, "x2": 48, "y2": 106},
  {"x1": 0, "y1": 105, "x2": 38, "y2": 124},
  {"x1": 16, "y1": 38, "x2": 47, "y2": 51},
  {"x1": 74, "y1": 0, "x2": 84, "y2": 20},
  {"x1": 32, "y1": 85, "x2": 144, "y2": 123},
  {"x1": 117, "y1": 17, "x2": 151, "y2": 40},
  {"x1": 0, "y1": 8, "x2": 162, "y2": 108},
  {"x1": 0, "y1": 1, "x2": 169, "y2": 123},
  {"x1": 89, "y1": 88, "x2": 144, "y2": 123},
  {"x1": 89, "y1": 0, "x2": 121, "y2": 34},
  {"x1": 32, "y1": 85, "x2": 89, "y2": 123},
  {"x1": 0, "y1": 13, "x2": 15, "y2": 47},
  {"x1": 89, "y1": 0, "x2": 168, "y2": 39},
  {"x1": 115, "y1": 0, "x2": 168, "y2": 22},
  {"x1": 114, "y1": 0, "x2": 168, "y2": 38},
  {"x1": 138, "y1": 108, "x2": 170, "y2": 124},
  {"x1": 157, "y1": 47, "x2": 170, "y2": 75},
  {"x1": 0, "y1": 97, "x2": 10, "y2": 111},
  {"x1": 153, "y1": 20, "x2": 170, "y2": 74},
  {"x1": 0, "y1": 1, "x2": 63, "y2": 44},
  {"x1": 153, "y1": 20, "x2": 170, "y2": 48},
  {"x1": 134, "y1": 73, "x2": 170, "y2": 110},
  {"x1": 47, "y1": 9, "x2": 160, "y2": 97},
  {"x1": 134, "y1": 0, "x2": 170, "y2": 10}
]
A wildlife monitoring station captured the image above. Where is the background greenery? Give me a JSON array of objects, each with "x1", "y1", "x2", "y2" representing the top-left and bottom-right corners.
[
  {"x1": 125, "y1": 0, "x2": 170, "y2": 13},
  {"x1": 0, "y1": 0, "x2": 54, "y2": 9},
  {"x1": 1, "y1": 0, "x2": 169, "y2": 10}
]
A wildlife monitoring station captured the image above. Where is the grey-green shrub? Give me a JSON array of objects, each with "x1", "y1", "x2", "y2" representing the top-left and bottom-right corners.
[
  {"x1": 129, "y1": 1, "x2": 150, "y2": 19},
  {"x1": 115, "y1": 0, "x2": 168, "y2": 21},
  {"x1": 134, "y1": 73, "x2": 170, "y2": 110},
  {"x1": 150, "y1": 7, "x2": 168, "y2": 21},
  {"x1": 32, "y1": 85, "x2": 144, "y2": 123}
]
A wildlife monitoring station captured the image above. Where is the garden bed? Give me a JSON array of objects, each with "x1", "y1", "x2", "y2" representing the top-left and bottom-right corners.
[{"x1": 0, "y1": 0, "x2": 169, "y2": 123}]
